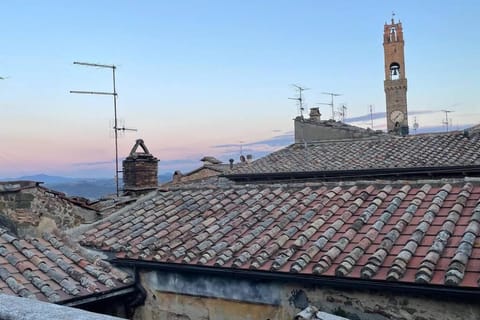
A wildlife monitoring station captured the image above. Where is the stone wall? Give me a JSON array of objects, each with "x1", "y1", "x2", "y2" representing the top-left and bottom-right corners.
[
  {"x1": 133, "y1": 269, "x2": 480, "y2": 320},
  {"x1": 0, "y1": 183, "x2": 97, "y2": 237}
]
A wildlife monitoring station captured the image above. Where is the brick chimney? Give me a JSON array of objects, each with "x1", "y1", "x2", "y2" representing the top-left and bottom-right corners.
[{"x1": 123, "y1": 139, "x2": 159, "y2": 192}]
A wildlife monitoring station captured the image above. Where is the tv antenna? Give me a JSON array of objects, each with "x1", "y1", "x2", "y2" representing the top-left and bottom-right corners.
[
  {"x1": 239, "y1": 140, "x2": 244, "y2": 156},
  {"x1": 369, "y1": 105, "x2": 374, "y2": 129},
  {"x1": 338, "y1": 104, "x2": 347, "y2": 122},
  {"x1": 320, "y1": 92, "x2": 342, "y2": 120},
  {"x1": 413, "y1": 116, "x2": 419, "y2": 134},
  {"x1": 110, "y1": 119, "x2": 137, "y2": 138},
  {"x1": 441, "y1": 109, "x2": 453, "y2": 132},
  {"x1": 288, "y1": 84, "x2": 309, "y2": 118},
  {"x1": 70, "y1": 61, "x2": 126, "y2": 197}
]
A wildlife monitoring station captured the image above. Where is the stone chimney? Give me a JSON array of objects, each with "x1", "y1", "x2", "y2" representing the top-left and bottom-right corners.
[
  {"x1": 123, "y1": 139, "x2": 159, "y2": 192},
  {"x1": 172, "y1": 170, "x2": 183, "y2": 184},
  {"x1": 309, "y1": 107, "x2": 321, "y2": 122}
]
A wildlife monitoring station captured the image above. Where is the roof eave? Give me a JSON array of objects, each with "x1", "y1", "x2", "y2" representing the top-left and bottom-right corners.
[
  {"x1": 223, "y1": 165, "x2": 480, "y2": 182},
  {"x1": 110, "y1": 259, "x2": 480, "y2": 302},
  {"x1": 59, "y1": 283, "x2": 138, "y2": 307}
]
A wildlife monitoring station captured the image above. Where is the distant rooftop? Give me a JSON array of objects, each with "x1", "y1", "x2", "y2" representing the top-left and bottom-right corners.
[{"x1": 226, "y1": 128, "x2": 480, "y2": 181}]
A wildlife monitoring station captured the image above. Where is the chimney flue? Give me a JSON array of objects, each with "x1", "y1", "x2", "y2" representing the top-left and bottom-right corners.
[
  {"x1": 122, "y1": 139, "x2": 159, "y2": 192},
  {"x1": 309, "y1": 107, "x2": 321, "y2": 122}
]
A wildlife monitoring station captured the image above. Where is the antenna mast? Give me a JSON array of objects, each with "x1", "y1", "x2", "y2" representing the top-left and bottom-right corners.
[
  {"x1": 441, "y1": 109, "x2": 453, "y2": 132},
  {"x1": 320, "y1": 92, "x2": 342, "y2": 120},
  {"x1": 369, "y1": 105, "x2": 374, "y2": 129},
  {"x1": 413, "y1": 116, "x2": 419, "y2": 134},
  {"x1": 70, "y1": 61, "x2": 124, "y2": 197},
  {"x1": 338, "y1": 104, "x2": 347, "y2": 122},
  {"x1": 288, "y1": 84, "x2": 310, "y2": 118}
]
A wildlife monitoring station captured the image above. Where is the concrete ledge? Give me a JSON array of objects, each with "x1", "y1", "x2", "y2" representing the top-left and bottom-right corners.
[{"x1": 0, "y1": 294, "x2": 125, "y2": 320}]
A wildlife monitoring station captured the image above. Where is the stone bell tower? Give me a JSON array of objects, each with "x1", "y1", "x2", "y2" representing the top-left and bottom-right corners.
[{"x1": 384, "y1": 16, "x2": 408, "y2": 135}]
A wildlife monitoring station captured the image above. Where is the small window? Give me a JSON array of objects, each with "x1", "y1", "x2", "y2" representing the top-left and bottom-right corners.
[{"x1": 389, "y1": 26, "x2": 397, "y2": 42}]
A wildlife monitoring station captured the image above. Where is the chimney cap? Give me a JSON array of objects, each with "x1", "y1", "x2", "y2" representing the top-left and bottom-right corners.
[
  {"x1": 129, "y1": 139, "x2": 151, "y2": 156},
  {"x1": 200, "y1": 156, "x2": 222, "y2": 165}
]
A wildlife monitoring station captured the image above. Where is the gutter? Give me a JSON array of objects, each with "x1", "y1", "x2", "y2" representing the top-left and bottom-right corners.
[
  {"x1": 59, "y1": 266, "x2": 144, "y2": 308},
  {"x1": 60, "y1": 285, "x2": 138, "y2": 307},
  {"x1": 110, "y1": 259, "x2": 480, "y2": 302},
  {"x1": 223, "y1": 165, "x2": 480, "y2": 182}
]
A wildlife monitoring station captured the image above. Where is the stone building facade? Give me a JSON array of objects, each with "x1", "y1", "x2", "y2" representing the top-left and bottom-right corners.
[
  {"x1": 294, "y1": 108, "x2": 384, "y2": 143},
  {"x1": 130, "y1": 269, "x2": 480, "y2": 320},
  {"x1": 0, "y1": 181, "x2": 97, "y2": 237}
]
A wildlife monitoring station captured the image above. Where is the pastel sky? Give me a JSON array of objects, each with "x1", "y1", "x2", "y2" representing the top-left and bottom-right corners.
[{"x1": 1, "y1": 1, "x2": 479, "y2": 178}]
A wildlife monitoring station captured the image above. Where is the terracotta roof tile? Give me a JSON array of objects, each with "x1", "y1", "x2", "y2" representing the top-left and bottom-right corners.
[
  {"x1": 226, "y1": 131, "x2": 480, "y2": 177},
  {"x1": 0, "y1": 228, "x2": 133, "y2": 303},
  {"x1": 80, "y1": 181, "x2": 480, "y2": 288}
]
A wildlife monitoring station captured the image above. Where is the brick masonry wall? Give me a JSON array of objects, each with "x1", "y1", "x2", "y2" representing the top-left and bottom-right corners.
[{"x1": 123, "y1": 159, "x2": 158, "y2": 190}]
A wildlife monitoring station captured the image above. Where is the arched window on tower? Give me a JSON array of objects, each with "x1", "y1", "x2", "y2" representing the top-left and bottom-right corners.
[
  {"x1": 389, "y1": 26, "x2": 397, "y2": 42},
  {"x1": 390, "y1": 62, "x2": 400, "y2": 80}
]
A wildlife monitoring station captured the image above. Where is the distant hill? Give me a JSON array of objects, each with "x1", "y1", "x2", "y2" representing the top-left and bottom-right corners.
[
  {"x1": 1, "y1": 173, "x2": 172, "y2": 200},
  {"x1": 0, "y1": 174, "x2": 77, "y2": 184},
  {"x1": 45, "y1": 179, "x2": 117, "y2": 199}
]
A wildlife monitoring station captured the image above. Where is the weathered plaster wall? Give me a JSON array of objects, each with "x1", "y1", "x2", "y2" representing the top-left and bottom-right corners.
[
  {"x1": 134, "y1": 270, "x2": 480, "y2": 320},
  {"x1": 0, "y1": 186, "x2": 97, "y2": 236},
  {"x1": 294, "y1": 118, "x2": 382, "y2": 143}
]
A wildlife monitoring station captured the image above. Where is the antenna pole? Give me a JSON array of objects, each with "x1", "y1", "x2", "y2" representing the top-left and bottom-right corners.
[
  {"x1": 321, "y1": 92, "x2": 342, "y2": 120},
  {"x1": 441, "y1": 109, "x2": 453, "y2": 132},
  {"x1": 369, "y1": 105, "x2": 374, "y2": 129},
  {"x1": 289, "y1": 84, "x2": 310, "y2": 119},
  {"x1": 413, "y1": 116, "x2": 419, "y2": 134},
  {"x1": 112, "y1": 65, "x2": 119, "y2": 197},
  {"x1": 339, "y1": 104, "x2": 347, "y2": 122},
  {"x1": 71, "y1": 61, "x2": 122, "y2": 197}
]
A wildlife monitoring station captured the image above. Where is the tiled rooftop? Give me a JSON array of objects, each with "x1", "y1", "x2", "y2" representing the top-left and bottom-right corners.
[
  {"x1": 80, "y1": 180, "x2": 480, "y2": 288},
  {"x1": 0, "y1": 228, "x2": 133, "y2": 303},
  {"x1": 226, "y1": 130, "x2": 480, "y2": 176}
]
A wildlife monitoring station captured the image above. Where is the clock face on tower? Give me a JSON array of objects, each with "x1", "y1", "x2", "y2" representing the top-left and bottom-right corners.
[{"x1": 390, "y1": 110, "x2": 405, "y2": 123}]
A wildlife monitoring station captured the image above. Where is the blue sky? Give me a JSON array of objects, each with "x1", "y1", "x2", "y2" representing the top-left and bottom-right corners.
[{"x1": 0, "y1": 1, "x2": 479, "y2": 178}]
